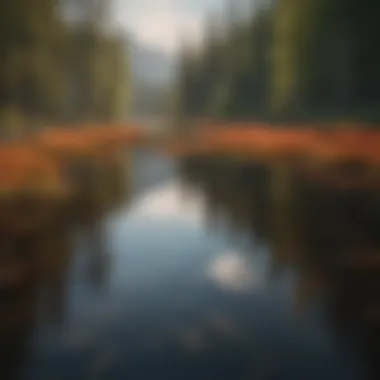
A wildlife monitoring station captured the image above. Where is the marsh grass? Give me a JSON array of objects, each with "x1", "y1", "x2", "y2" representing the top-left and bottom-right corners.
[{"x1": 0, "y1": 124, "x2": 144, "y2": 235}]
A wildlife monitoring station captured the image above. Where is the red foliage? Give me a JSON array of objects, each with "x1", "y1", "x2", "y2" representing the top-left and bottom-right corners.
[
  {"x1": 0, "y1": 143, "x2": 65, "y2": 192},
  {"x1": 36, "y1": 124, "x2": 146, "y2": 157},
  {"x1": 173, "y1": 123, "x2": 380, "y2": 167}
]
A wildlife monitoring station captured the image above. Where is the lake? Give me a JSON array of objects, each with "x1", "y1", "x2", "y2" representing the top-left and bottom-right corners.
[{"x1": 0, "y1": 148, "x2": 378, "y2": 380}]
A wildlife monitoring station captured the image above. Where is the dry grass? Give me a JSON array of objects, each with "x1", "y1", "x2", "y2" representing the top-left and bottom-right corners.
[
  {"x1": 169, "y1": 123, "x2": 380, "y2": 189},
  {"x1": 170, "y1": 123, "x2": 380, "y2": 166},
  {"x1": 0, "y1": 123, "x2": 145, "y2": 232},
  {"x1": 0, "y1": 143, "x2": 66, "y2": 195},
  {"x1": 35, "y1": 124, "x2": 146, "y2": 158}
]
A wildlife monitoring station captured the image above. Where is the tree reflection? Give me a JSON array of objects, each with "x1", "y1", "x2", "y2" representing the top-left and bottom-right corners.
[
  {"x1": 83, "y1": 221, "x2": 109, "y2": 292},
  {"x1": 0, "y1": 292, "x2": 36, "y2": 380},
  {"x1": 179, "y1": 155, "x2": 380, "y2": 379},
  {"x1": 0, "y1": 235, "x2": 40, "y2": 380}
]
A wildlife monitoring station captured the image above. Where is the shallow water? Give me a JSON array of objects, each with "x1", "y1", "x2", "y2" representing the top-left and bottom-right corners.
[{"x1": 0, "y1": 149, "x2": 376, "y2": 380}]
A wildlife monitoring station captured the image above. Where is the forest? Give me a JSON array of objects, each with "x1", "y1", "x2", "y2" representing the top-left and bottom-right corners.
[
  {"x1": 0, "y1": 0, "x2": 129, "y2": 138},
  {"x1": 175, "y1": 0, "x2": 380, "y2": 125}
]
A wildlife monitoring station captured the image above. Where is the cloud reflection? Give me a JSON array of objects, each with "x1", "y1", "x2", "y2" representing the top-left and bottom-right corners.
[
  {"x1": 129, "y1": 181, "x2": 205, "y2": 225},
  {"x1": 207, "y1": 251, "x2": 264, "y2": 293}
]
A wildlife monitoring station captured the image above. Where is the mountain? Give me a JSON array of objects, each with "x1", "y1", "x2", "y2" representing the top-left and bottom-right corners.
[
  {"x1": 128, "y1": 38, "x2": 176, "y2": 88},
  {"x1": 126, "y1": 35, "x2": 176, "y2": 116}
]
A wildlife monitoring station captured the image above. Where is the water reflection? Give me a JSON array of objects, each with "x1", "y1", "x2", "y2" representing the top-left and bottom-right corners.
[
  {"x1": 0, "y1": 151, "x2": 132, "y2": 380},
  {"x1": 207, "y1": 251, "x2": 265, "y2": 293},
  {"x1": 0, "y1": 150, "x2": 378, "y2": 380},
  {"x1": 81, "y1": 222, "x2": 110, "y2": 292},
  {"x1": 179, "y1": 155, "x2": 380, "y2": 379}
]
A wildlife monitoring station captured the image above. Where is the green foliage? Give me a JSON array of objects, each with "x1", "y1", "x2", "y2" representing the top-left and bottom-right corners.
[
  {"x1": 175, "y1": 0, "x2": 380, "y2": 125},
  {"x1": 0, "y1": 107, "x2": 26, "y2": 137},
  {"x1": 0, "y1": 0, "x2": 131, "y2": 136},
  {"x1": 175, "y1": 5, "x2": 273, "y2": 122}
]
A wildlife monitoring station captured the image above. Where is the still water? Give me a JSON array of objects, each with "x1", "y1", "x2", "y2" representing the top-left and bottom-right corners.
[{"x1": 0, "y1": 149, "x2": 378, "y2": 380}]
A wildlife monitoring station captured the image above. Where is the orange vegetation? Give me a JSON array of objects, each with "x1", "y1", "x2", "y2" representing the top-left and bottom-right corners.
[
  {"x1": 0, "y1": 123, "x2": 145, "y2": 231},
  {"x1": 171, "y1": 123, "x2": 380, "y2": 167},
  {"x1": 0, "y1": 143, "x2": 66, "y2": 194},
  {"x1": 35, "y1": 124, "x2": 146, "y2": 157},
  {"x1": 0, "y1": 124, "x2": 145, "y2": 195}
]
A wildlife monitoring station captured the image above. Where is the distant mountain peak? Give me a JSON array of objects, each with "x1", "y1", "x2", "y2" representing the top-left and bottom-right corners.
[{"x1": 126, "y1": 33, "x2": 176, "y2": 88}]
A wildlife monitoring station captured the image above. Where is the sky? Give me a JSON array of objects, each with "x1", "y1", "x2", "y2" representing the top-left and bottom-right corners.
[{"x1": 112, "y1": 0, "x2": 227, "y2": 55}]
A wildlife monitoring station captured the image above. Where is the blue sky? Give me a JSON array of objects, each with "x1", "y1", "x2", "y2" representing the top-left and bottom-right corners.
[{"x1": 112, "y1": 0, "x2": 227, "y2": 54}]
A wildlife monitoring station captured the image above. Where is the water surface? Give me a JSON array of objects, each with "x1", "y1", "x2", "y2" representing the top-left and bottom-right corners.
[{"x1": 0, "y1": 149, "x2": 375, "y2": 380}]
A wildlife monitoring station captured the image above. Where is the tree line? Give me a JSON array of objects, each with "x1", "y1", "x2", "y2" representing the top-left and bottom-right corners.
[
  {"x1": 0, "y1": 0, "x2": 130, "y2": 137},
  {"x1": 175, "y1": 0, "x2": 380, "y2": 125}
]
